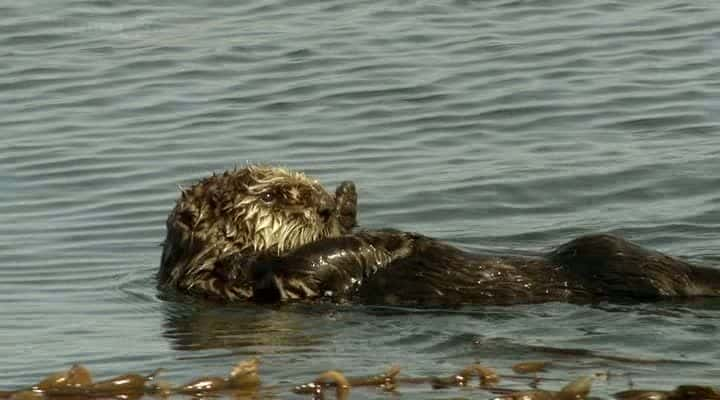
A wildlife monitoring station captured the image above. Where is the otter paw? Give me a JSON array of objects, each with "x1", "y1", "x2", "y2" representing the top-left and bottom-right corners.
[{"x1": 335, "y1": 181, "x2": 358, "y2": 232}]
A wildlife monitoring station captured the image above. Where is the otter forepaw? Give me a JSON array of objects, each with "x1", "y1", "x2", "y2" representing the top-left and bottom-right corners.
[{"x1": 335, "y1": 181, "x2": 358, "y2": 232}]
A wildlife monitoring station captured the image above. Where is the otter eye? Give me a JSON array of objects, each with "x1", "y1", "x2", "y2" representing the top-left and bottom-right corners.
[{"x1": 260, "y1": 192, "x2": 275, "y2": 203}]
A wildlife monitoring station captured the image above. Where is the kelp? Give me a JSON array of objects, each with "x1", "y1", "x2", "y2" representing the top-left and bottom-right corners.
[{"x1": 1, "y1": 358, "x2": 718, "y2": 400}]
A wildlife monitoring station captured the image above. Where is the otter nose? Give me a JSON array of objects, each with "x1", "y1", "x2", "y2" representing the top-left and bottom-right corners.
[{"x1": 317, "y1": 196, "x2": 334, "y2": 222}]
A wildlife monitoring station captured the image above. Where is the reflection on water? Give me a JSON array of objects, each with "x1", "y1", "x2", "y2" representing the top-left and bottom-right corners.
[
  {"x1": 1, "y1": 0, "x2": 720, "y2": 398},
  {"x1": 160, "y1": 301, "x2": 329, "y2": 353},
  {"x1": 150, "y1": 297, "x2": 720, "y2": 398}
]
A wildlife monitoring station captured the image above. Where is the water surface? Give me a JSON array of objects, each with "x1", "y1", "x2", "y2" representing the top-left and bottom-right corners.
[{"x1": 2, "y1": 0, "x2": 720, "y2": 398}]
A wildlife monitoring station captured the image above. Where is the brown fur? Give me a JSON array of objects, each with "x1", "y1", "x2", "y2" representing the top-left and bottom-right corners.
[
  {"x1": 159, "y1": 166, "x2": 720, "y2": 306},
  {"x1": 158, "y1": 165, "x2": 356, "y2": 301},
  {"x1": 255, "y1": 231, "x2": 720, "y2": 305}
]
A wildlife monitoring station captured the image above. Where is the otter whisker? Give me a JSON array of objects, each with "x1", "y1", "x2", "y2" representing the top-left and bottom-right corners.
[{"x1": 255, "y1": 216, "x2": 273, "y2": 234}]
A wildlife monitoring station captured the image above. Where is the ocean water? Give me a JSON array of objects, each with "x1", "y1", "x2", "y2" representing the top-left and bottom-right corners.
[{"x1": 2, "y1": 0, "x2": 720, "y2": 398}]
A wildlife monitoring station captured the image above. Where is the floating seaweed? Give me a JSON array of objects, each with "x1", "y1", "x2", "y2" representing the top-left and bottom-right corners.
[
  {"x1": 32, "y1": 365, "x2": 162, "y2": 398},
  {"x1": 177, "y1": 358, "x2": 260, "y2": 395},
  {"x1": 615, "y1": 384, "x2": 720, "y2": 400},
  {"x1": 293, "y1": 365, "x2": 401, "y2": 399},
  {"x1": 492, "y1": 375, "x2": 593, "y2": 400},
  {"x1": 1, "y1": 358, "x2": 719, "y2": 400},
  {"x1": 431, "y1": 363, "x2": 500, "y2": 389},
  {"x1": 35, "y1": 364, "x2": 93, "y2": 392},
  {"x1": 1, "y1": 359, "x2": 258, "y2": 400}
]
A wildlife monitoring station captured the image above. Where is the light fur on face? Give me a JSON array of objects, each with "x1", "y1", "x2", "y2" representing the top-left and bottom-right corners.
[{"x1": 235, "y1": 166, "x2": 342, "y2": 253}]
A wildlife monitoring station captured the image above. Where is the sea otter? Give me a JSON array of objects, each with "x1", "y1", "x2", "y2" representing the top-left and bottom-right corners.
[{"x1": 158, "y1": 165, "x2": 720, "y2": 305}]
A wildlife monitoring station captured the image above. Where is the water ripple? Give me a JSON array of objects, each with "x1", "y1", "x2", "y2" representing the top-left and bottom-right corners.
[{"x1": 1, "y1": 0, "x2": 720, "y2": 397}]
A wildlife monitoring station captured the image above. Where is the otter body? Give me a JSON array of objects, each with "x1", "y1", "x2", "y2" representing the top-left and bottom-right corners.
[
  {"x1": 159, "y1": 166, "x2": 720, "y2": 305},
  {"x1": 254, "y1": 230, "x2": 720, "y2": 306}
]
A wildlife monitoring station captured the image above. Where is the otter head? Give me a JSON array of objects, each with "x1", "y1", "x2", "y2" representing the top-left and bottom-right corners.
[
  {"x1": 230, "y1": 165, "x2": 348, "y2": 253},
  {"x1": 158, "y1": 165, "x2": 356, "y2": 300}
]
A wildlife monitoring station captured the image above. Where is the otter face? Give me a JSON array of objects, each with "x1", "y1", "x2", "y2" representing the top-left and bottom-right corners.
[{"x1": 236, "y1": 165, "x2": 345, "y2": 254}]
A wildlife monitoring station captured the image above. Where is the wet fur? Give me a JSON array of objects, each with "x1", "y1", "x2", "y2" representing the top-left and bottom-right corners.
[
  {"x1": 254, "y1": 231, "x2": 720, "y2": 306},
  {"x1": 160, "y1": 166, "x2": 720, "y2": 305},
  {"x1": 158, "y1": 165, "x2": 356, "y2": 301}
]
